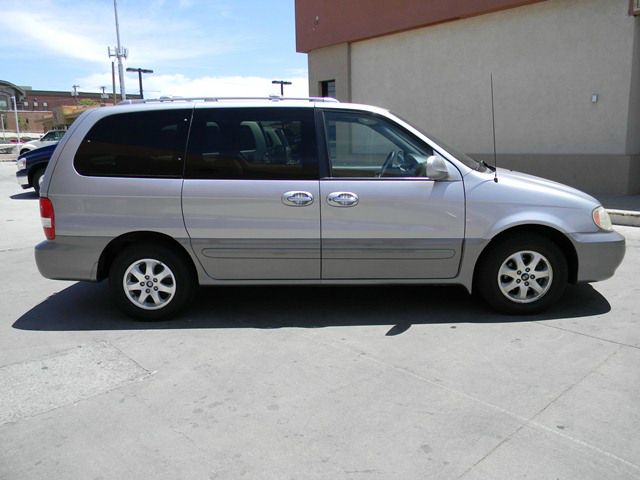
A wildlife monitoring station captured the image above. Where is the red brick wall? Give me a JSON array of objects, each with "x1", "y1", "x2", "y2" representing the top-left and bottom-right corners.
[{"x1": 296, "y1": 0, "x2": 547, "y2": 52}]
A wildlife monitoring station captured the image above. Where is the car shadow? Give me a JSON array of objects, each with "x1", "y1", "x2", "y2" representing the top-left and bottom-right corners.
[
  {"x1": 10, "y1": 191, "x2": 38, "y2": 200},
  {"x1": 12, "y1": 282, "x2": 611, "y2": 335}
]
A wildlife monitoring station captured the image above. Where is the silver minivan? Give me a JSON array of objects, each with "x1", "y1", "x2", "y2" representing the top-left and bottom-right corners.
[{"x1": 36, "y1": 98, "x2": 625, "y2": 320}]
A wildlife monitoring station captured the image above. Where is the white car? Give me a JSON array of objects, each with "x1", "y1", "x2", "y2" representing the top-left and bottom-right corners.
[{"x1": 18, "y1": 129, "x2": 66, "y2": 155}]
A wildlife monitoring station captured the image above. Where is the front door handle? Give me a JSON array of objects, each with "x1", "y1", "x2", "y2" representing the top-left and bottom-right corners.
[
  {"x1": 282, "y1": 191, "x2": 314, "y2": 207},
  {"x1": 327, "y1": 192, "x2": 359, "y2": 207}
]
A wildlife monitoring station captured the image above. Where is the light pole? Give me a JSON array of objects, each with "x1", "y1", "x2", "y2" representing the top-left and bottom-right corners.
[
  {"x1": 100, "y1": 86, "x2": 109, "y2": 105},
  {"x1": 108, "y1": 0, "x2": 128, "y2": 101},
  {"x1": 126, "y1": 67, "x2": 154, "y2": 99},
  {"x1": 11, "y1": 96, "x2": 20, "y2": 144},
  {"x1": 71, "y1": 85, "x2": 80, "y2": 104},
  {"x1": 272, "y1": 80, "x2": 292, "y2": 96}
]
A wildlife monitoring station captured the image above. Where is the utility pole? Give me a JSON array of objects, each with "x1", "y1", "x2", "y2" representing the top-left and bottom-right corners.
[
  {"x1": 272, "y1": 80, "x2": 292, "y2": 96},
  {"x1": 111, "y1": 62, "x2": 117, "y2": 105},
  {"x1": 108, "y1": 0, "x2": 128, "y2": 101},
  {"x1": 126, "y1": 67, "x2": 154, "y2": 99}
]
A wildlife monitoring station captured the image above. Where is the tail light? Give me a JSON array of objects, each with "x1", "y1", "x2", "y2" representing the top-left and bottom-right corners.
[{"x1": 39, "y1": 197, "x2": 55, "y2": 240}]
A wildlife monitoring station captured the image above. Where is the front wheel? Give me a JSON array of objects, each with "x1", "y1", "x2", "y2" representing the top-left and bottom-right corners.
[
  {"x1": 109, "y1": 244, "x2": 195, "y2": 320},
  {"x1": 475, "y1": 233, "x2": 568, "y2": 314}
]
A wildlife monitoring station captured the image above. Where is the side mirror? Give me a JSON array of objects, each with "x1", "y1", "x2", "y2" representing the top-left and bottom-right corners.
[{"x1": 426, "y1": 154, "x2": 449, "y2": 180}]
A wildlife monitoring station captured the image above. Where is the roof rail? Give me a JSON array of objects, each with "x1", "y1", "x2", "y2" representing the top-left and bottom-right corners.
[{"x1": 118, "y1": 96, "x2": 339, "y2": 105}]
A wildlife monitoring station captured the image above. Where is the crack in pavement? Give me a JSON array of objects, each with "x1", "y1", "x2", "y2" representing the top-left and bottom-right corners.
[
  {"x1": 317, "y1": 336, "x2": 640, "y2": 477},
  {"x1": 535, "y1": 321, "x2": 640, "y2": 351}
]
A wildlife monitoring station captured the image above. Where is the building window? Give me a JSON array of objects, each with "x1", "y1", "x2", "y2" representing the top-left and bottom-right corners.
[
  {"x1": 43, "y1": 102, "x2": 48, "y2": 108},
  {"x1": 23, "y1": 101, "x2": 29, "y2": 109},
  {"x1": 320, "y1": 80, "x2": 336, "y2": 99}
]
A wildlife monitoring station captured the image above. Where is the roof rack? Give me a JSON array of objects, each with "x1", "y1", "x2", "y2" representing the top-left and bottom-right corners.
[{"x1": 118, "y1": 96, "x2": 339, "y2": 105}]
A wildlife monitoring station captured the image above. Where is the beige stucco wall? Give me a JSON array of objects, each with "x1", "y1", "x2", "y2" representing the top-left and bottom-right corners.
[
  {"x1": 350, "y1": 0, "x2": 636, "y2": 156},
  {"x1": 626, "y1": 16, "x2": 640, "y2": 155},
  {"x1": 308, "y1": 43, "x2": 351, "y2": 101}
]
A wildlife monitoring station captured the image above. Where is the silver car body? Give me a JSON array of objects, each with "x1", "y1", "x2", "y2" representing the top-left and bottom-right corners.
[{"x1": 35, "y1": 100, "x2": 625, "y2": 293}]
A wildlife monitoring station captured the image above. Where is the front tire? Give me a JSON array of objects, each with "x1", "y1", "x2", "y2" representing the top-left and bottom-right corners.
[
  {"x1": 109, "y1": 244, "x2": 195, "y2": 320},
  {"x1": 475, "y1": 233, "x2": 567, "y2": 314}
]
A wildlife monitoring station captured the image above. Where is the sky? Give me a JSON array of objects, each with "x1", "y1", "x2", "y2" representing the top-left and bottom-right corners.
[{"x1": 0, "y1": 0, "x2": 309, "y2": 98}]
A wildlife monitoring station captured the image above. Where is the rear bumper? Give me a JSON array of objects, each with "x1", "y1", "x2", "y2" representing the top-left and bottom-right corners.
[
  {"x1": 570, "y1": 231, "x2": 626, "y2": 283},
  {"x1": 35, "y1": 237, "x2": 109, "y2": 281},
  {"x1": 16, "y1": 169, "x2": 30, "y2": 189}
]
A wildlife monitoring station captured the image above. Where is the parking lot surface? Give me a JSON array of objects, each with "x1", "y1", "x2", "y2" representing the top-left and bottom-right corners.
[{"x1": 1, "y1": 162, "x2": 639, "y2": 480}]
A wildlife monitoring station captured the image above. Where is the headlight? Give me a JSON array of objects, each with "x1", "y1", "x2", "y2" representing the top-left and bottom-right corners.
[
  {"x1": 16, "y1": 158, "x2": 27, "y2": 171},
  {"x1": 592, "y1": 206, "x2": 613, "y2": 232}
]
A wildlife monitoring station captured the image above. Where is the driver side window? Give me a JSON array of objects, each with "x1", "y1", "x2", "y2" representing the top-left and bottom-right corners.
[{"x1": 323, "y1": 111, "x2": 433, "y2": 178}]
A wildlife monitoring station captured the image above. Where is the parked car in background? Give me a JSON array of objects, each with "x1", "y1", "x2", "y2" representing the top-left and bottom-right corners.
[
  {"x1": 18, "y1": 129, "x2": 65, "y2": 156},
  {"x1": 35, "y1": 97, "x2": 625, "y2": 320},
  {"x1": 16, "y1": 143, "x2": 56, "y2": 194}
]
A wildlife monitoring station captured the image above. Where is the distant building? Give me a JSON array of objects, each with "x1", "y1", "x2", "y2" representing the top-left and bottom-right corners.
[
  {"x1": 0, "y1": 80, "x2": 139, "y2": 136},
  {"x1": 296, "y1": 0, "x2": 640, "y2": 195}
]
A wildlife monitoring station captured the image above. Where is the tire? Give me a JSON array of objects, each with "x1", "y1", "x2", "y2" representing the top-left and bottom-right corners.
[
  {"x1": 475, "y1": 233, "x2": 567, "y2": 315},
  {"x1": 109, "y1": 244, "x2": 196, "y2": 320},
  {"x1": 31, "y1": 168, "x2": 45, "y2": 195}
]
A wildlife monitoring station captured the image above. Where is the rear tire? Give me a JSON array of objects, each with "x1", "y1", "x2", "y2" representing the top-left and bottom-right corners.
[
  {"x1": 31, "y1": 168, "x2": 44, "y2": 195},
  {"x1": 109, "y1": 244, "x2": 195, "y2": 320},
  {"x1": 475, "y1": 233, "x2": 567, "y2": 315}
]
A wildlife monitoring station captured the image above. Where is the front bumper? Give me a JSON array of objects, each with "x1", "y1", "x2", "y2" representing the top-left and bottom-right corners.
[
  {"x1": 16, "y1": 169, "x2": 30, "y2": 189},
  {"x1": 570, "y1": 230, "x2": 626, "y2": 283}
]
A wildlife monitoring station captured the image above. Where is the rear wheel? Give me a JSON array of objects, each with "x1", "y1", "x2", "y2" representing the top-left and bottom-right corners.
[
  {"x1": 31, "y1": 168, "x2": 45, "y2": 195},
  {"x1": 109, "y1": 244, "x2": 195, "y2": 320},
  {"x1": 475, "y1": 233, "x2": 567, "y2": 314}
]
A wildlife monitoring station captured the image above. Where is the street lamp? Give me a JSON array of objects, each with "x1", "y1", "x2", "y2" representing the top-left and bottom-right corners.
[
  {"x1": 11, "y1": 96, "x2": 20, "y2": 144},
  {"x1": 272, "y1": 80, "x2": 292, "y2": 96},
  {"x1": 126, "y1": 67, "x2": 154, "y2": 99}
]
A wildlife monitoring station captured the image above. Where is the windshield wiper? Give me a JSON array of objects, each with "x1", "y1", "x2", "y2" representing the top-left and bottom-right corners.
[{"x1": 479, "y1": 160, "x2": 495, "y2": 172}]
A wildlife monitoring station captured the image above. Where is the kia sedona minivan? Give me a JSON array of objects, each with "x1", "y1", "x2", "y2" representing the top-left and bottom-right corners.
[{"x1": 35, "y1": 97, "x2": 625, "y2": 320}]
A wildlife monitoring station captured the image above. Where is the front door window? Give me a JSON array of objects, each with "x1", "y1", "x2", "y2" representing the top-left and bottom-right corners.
[{"x1": 323, "y1": 110, "x2": 434, "y2": 178}]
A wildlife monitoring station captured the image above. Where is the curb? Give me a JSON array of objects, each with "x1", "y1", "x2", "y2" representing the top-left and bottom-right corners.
[{"x1": 607, "y1": 209, "x2": 640, "y2": 228}]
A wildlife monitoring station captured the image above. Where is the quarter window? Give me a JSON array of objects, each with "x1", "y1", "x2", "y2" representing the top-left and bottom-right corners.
[
  {"x1": 74, "y1": 110, "x2": 191, "y2": 178},
  {"x1": 323, "y1": 111, "x2": 433, "y2": 178},
  {"x1": 184, "y1": 108, "x2": 318, "y2": 180}
]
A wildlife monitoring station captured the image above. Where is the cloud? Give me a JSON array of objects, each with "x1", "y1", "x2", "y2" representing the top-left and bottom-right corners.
[
  {"x1": 76, "y1": 72, "x2": 309, "y2": 98},
  {"x1": 0, "y1": 10, "x2": 107, "y2": 63},
  {"x1": 0, "y1": 1, "x2": 247, "y2": 66}
]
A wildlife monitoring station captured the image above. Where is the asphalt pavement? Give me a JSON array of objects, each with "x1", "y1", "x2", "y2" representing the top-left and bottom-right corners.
[{"x1": 1, "y1": 162, "x2": 639, "y2": 480}]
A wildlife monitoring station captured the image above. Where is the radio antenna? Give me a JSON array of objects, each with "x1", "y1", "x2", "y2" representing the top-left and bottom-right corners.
[{"x1": 490, "y1": 73, "x2": 498, "y2": 183}]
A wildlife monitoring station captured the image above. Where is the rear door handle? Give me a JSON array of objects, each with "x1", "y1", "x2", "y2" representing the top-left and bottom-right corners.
[
  {"x1": 282, "y1": 191, "x2": 314, "y2": 207},
  {"x1": 327, "y1": 192, "x2": 359, "y2": 207}
]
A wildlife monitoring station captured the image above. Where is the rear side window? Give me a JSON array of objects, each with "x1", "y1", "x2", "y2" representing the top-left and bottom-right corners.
[
  {"x1": 185, "y1": 107, "x2": 318, "y2": 180},
  {"x1": 74, "y1": 110, "x2": 191, "y2": 178}
]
